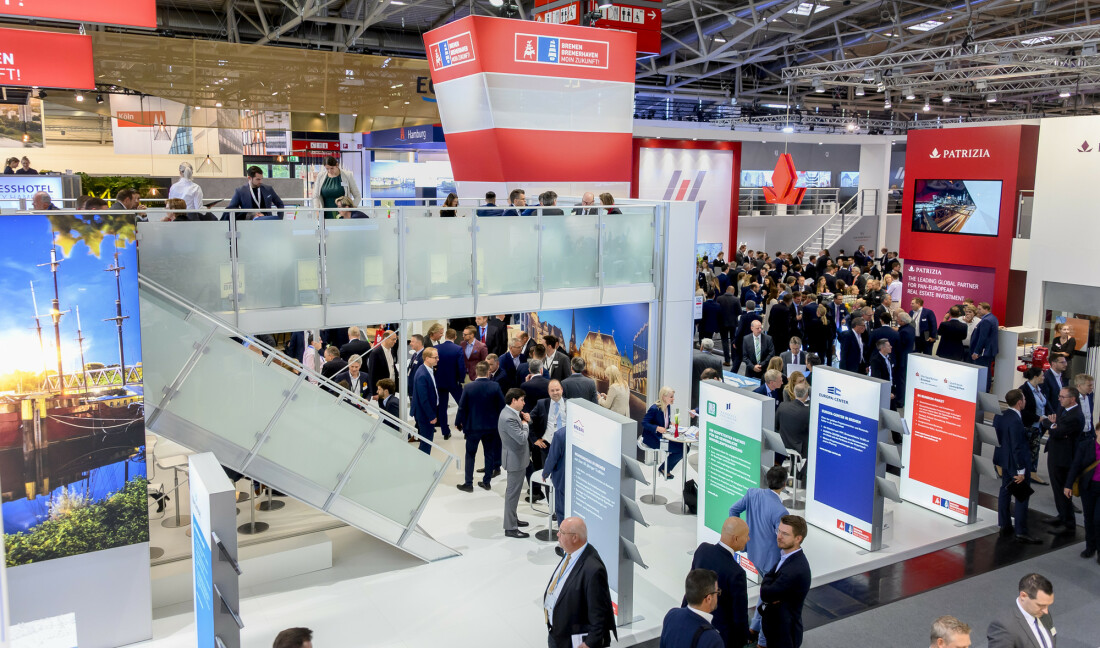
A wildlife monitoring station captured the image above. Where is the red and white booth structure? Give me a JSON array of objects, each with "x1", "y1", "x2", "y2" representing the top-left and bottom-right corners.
[{"x1": 423, "y1": 16, "x2": 636, "y2": 200}]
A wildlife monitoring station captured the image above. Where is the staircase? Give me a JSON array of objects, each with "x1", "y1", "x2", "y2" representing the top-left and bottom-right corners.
[
  {"x1": 139, "y1": 276, "x2": 458, "y2": 562},
  {"x1": 795, "y1": 189, "x2": 878, "y2": 255}
]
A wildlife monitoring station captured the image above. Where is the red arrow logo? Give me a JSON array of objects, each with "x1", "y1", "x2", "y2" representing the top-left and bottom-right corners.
[{"x1": 763, "y1": 153, "x2": 806, "y2": 205}]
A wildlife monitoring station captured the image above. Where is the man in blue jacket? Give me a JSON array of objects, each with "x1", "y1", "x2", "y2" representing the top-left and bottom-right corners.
[
  {"x1": 225, "y1": 166, "x2": 284, "y2": 219},
  {"x1": 411, "y1": 348, "x2": 440, "y2": 454},
  {"x1": 455, "y1": 361, "x2": 506, "y2": 491},
  {"x1": 730, "y1": 466, "x2": 789, "y2": 646},
  {"x1": 994, "y1": 389, "x2": 1041, "y2": 544},
  {"x1": 660, "y1": 569, "x2": 724, "y2": 648},
  {"x1": 969, "y1": 301, "x2": 999, "y2": 391},
  {"x1": 685, "y1": 517, "x2": 750, "y2": 648},
  {"x1": 433, "y1": 328, "x2": 467, "y2": 440}
]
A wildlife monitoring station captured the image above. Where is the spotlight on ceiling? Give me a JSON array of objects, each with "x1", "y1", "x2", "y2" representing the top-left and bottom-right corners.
[
  {"x1": 75, "y1": 92, "x2": 84, "y2": 102},
  {"x1": 986, "y1": 93, "x2": 997, "y2": 103},
  {"x1": 883, "y1": 91, "x2": 892, "y2": 110},
  {"x1": 923, "y1": 97, "x2": 931, "y2": 111},
  {"x1": 1059, "y1": 87, "x2": 1072, "y2": 97},
  {"x1": 96, "y1": 93, "x2": 104, "y2": 104},
  {"x1": 782, "y1": 126, "x2": 794, "y2": 134},
  {"x1": 855, "y1": 85, "x2": 865, "y2": 97},
  {"x1": 38, "y1": 90, "x2": 47, "y2": 99},
  {"x1": 489, "y1": 0, "x2": 504, "y2": 5},
  {"x1": 941, "y1": 93, "x2": 952, "y2": 103},
  {"x1": 904, "y1": 86, "x2": 916, "y2": 101},
  {"x1": 813, "y1": 78, "x2": 825, "y2": 93},
  {"x1": 499, "y1": 1, "x2": 519, "y2": 17}
]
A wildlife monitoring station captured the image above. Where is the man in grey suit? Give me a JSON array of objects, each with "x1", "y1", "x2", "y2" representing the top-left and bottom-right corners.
[
  {"x1": 742, "y1": 319, "x2": 775, "y2": 380},
  {"x1": 500, "y1": 387, "x2": 533, "y2": 539},
  {"x1": 987, "y1": 573, "x2": 1056, "y2": 648},
  {"x1": 560, "y1": 356, "x2": 599, "y2": 404},
  {"x1": 779, "y1": 337, "x2": 808, "y2": 376}
]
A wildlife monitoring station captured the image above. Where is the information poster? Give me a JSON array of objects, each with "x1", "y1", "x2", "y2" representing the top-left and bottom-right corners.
[
  {"x1": 696, "y1": 381, "x2": 770, "y2": 580},
  {"x1": 805, "y1": 366, "x2": 888, "y2": 550},
  {"x1": 565, "y1": 402, "x2": 623, "y2": 611},
  {"x1": 192, "y1": 513, "x2": 214, "y2": 647},
  {"x1": 902, "y1": 354, "x2": 982, "y2": 523}
]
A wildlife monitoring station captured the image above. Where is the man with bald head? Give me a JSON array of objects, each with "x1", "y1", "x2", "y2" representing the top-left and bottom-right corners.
[
  {"x1": 544, "y1": 517, "x2": 616, "y2": 648},
  {"x1": 686, "y1": 517, "x2": 750, "y2": 648},
  {"x1": 573, "y1": 192, "x2": 597, "y2": 215},
  {"x1": 32, "y1": 191, "x2": 56, "y2": 211}
]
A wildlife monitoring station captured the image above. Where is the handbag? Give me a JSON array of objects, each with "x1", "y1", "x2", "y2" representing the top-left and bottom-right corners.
[
  {"x1": 1071, "y1": 459, "x2": 1100, "y2": 498},
  {"x1": 1007, "y1": 478, "x2": 1034, "y2": 499}
]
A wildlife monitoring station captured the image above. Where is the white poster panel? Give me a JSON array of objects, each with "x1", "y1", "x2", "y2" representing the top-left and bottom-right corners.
[
  {"x1": 110, "y1": 95, "x2": 193, "y2": 156},
  {"x1": 902, "y1": 354, "x2": 981, "y2": 523},
  {"x1": 638, "y1": 147, "x2": 733, "y2": 250},
  {"x1": 696, "y1": 381, "x2": 766, "y2": 581},
  {"x1": 805, "y1": 367, "x2": 888, "y2": 550},
  {"x1": 565, "y1": 401, "x2": 623, "y2": 610}
]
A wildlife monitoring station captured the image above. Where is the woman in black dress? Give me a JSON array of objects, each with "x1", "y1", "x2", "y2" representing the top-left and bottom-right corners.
[{"x1": 1050, "y1": 323, "x2": 1077, "y2": 360}]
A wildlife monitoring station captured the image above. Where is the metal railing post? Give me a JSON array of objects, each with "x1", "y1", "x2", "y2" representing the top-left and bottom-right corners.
[{"x1": 228, "y1": 213, "x2": 240, "y2": 328}]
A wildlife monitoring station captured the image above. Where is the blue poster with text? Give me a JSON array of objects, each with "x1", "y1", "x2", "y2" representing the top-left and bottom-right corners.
[
  {"x1": 193, "y1": 514, "x2": 214, "y2": 646},
  {"x1": 814, "y1": 403, "x2": 877, "y2": 522}
]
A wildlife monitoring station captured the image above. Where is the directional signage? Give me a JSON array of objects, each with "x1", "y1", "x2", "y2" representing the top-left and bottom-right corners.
[
  {"x1": 532, "y1": 0, "x2": 662, "y2": 54},
  {"x1": 428, "y1": 31, "x2": 477, "y2": 71}
]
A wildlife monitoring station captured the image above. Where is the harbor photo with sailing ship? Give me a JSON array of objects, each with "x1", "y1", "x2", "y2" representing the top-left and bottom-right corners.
[{"x1": 0, "y1": 213, "x2": 146, "y2": 566}]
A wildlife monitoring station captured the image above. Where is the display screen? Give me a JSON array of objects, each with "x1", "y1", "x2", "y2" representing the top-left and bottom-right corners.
[
  {"x1": 740, "y1": 169, "x2": 831, "y2": 188},
  {"x1": 912, "y1": 179, "x2": 1002, "y2": 237},
  {"x1": 370, "y1": 160, "x2": 454, "y2": 198}
]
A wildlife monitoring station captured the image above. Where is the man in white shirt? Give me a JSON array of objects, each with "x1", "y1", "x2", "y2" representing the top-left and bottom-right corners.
[
  {"x1": 885, "y1": 272, "x2": 903, "y2": 303},
  {"x1": 987, "y1": 573, "x2": 1056, "y2": 648}
]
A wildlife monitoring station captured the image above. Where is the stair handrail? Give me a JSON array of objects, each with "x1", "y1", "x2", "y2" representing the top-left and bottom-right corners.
[
  {"x1": 138, "y1": 274, "x2": 454, "y2": 460},
  {"x1": 792, "y1": 192, "x2": 868, "y2": 255}
]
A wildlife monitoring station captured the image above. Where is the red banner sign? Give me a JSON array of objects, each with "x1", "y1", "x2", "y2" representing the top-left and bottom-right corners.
[
  {"x1": 0, "y1": 0, "x2": 157, "y2": 29},
  {"x1": 0, "y1": 28, "x2": 94, "y2": 89},
  {"x1": 533, "y1": 0, "x2": 662, "y2": 54},
  {"x1": 115, "y1": 110, "x2": 167, "y2": 128},
  {"x1": 292, "y1": 140, "x2": 342, "y2": 153}
]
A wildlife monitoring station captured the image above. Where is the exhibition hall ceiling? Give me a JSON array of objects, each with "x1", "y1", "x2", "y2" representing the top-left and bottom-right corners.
[{"x1": 3, "y1": 1, "x2": 1100, "y2": 123}]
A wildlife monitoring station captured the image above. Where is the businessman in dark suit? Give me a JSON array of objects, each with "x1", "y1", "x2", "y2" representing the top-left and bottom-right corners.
[
  {"x1": 767, "y1": 294, "x2": 794, "y2": 351},
  {"x1": 839, "y1": 317, "x2": 868, "y2": 374},
  {"x1": 522, "y1": 358, "x2": 552, "y2": 413},
  {"x1": 339, "y1": 325, "x2": 372, "y2": 361},
  {"x1": 366, "y1": 332, "x2": 398, "y2": 390},
  {"x1": 544, "y1": 335, "x2": 572, "y2": 382},
  {"x1": 970, "y1": 301, "x2": 999, "y2": 391},
  {"x1": 716, "y1": 286, "x2": 742, "y2": 366},
  {"x1": 700, "y1": 290, "x2": 721, "y2": 344},
  {"x1": 375, "y1": 378, "x2": 401, "y2": 433},
  {"x1": 776, "y1": 383, "x2": 810, "y2": 474},
  {"x1": 692, "y1": 339, "x2": 725, "y2": 411},
  {"x1": 994, "y1": 390, "x2": 1041, "y2": 544},
  {"x1": 909, "y1": 298, "x2": 938, "y2": 354},
  {"x1": 480, "y1": 315, "x2": 508, "y2": 357},
  {"x1": 869, "y1": 338, "x2": 897, "y2": 407},
  {"x1": 544, "y1": 517, "x2": 617, "y2": 648},
  {"x1": 1065, "y1": 424, "x2": 1100, "y2": 561},
  {"x1": 560, "y1": 357, "x2": 599, "y2": 404},
  {"x1": 731, "y1": 302, "x2": 762, "y2": 373},
  {"x1": 684, "y1": 517, "x2": 749, "y2": 648},
  {"x1": 1040, "y1": 355, "x2": 1070, "y2": 415},
  {"x1": 410, "y1": 348, "x2": 440, "y2": 454},
  {"x1": 332, "y1": 354, "x2": 371, "y2": 402},
  {"x1": 1046, "y1": 387, "x2": 1084, "y2": 534},
  {"x1": 779, "y1": 337, "x2": 807, "y2": 376},
  {"x1": 434, "y1": 329, "x2": 467, "y2": 440},
  {"x1": 320, "y1": 345, "x2": 347, "y2": 380},
  {"x1": 758, "y1": 515, "x2": 812, "y2": 648},
  {"x1": 529, "y1": 379, "x2": 566, "y2": 502},
  {"x1": 487, "y1": 354, "x2": 509, "y2": 389},
  {"x1": 498, "y1": 338, "x2": 524, "y2": 391},
  {"x1": 455, "y1": 361, "x2": 506, "y2": 491},
  {"x1": 406, "y1": 334, "x2": 425, "y2": 391},
  {"x1": 753, "y1": 370, "x2": 784, "y2": 409},
  {"x1": 224, "y1": 165, "x2": 285, "y2": 219},
  {"x1": 986, "y1": 573, "x2": 1056, "y2": 648},
  {"x1": 662, "y1": 570, "x2": 725, "y2": 648},
  {"x1": 741, "y1": 320, "x2": 775, "y2": 380},
  {"x1": 936, "y1": 307, "x2": 969, "y2": 361}
]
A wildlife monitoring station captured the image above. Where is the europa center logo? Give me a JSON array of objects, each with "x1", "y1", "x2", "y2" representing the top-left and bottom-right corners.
[
  {"x1": 707, "y1": 402, "x2": 717, "y2": 416},
  {"x1": 827, "y1": 386, "x2": 842, "y2": 396}
]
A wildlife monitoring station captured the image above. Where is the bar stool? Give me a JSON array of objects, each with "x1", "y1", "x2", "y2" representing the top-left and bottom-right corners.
[
  {"x1": 257, "y1": 486, "x2": 285, "y2": 511},
  {"x1": 146, "y1": 480, "x2": 166, "y2": 560},
  {"x1": 637, "y1": 437, "x2": 667, "y2": 505},
  {"x1": 531, "y1": 472, "x2": 558, "y2": 542},
  {"x1": 783, "y1": 450, "x2": 806, "y2": 510},
  {"x1": 156, "y1": 455, "x2": 190, "y2": 529},
  {"x1": 238, "y1": 478, "x2": 269, "y2": 535}
]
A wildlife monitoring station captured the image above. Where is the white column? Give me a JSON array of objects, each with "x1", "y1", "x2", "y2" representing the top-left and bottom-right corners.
[{"x1": 857, "y1": 142, "x2": 892, "y2": 250}]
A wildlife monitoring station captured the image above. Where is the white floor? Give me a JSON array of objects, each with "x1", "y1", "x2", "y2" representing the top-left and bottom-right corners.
[{"x1": 134, "y1": 420, "x2": 1000, "y2": 648}]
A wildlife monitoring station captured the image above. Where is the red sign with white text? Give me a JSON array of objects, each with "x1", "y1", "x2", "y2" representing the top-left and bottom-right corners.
[
  {"x1": 292, "y1": 140, "x2": 342, "y2": 153},
  {"x1": 909, "y1": 389, "x2": 976, "y2": 499},
  {"x1": 427, "y1": 32, "x2": 477, "y2": 72},
  {"x1": 115, "y1": 111, "x2": 167, "y2": 128},
  {"x1": 0, "y1": 0, "x2": 157, "y2": 29},
  {"x1": 0, "y1": 28, "x2": 94, "y2": 89}
]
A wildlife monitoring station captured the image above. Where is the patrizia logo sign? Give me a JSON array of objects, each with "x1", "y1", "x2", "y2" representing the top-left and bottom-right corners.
[
  {"x1": 929, "y1": 147, "x2": 991, "y2": 159},
  {"x1": 763, "y1": 153, "x2": 806, "y2": 205}
]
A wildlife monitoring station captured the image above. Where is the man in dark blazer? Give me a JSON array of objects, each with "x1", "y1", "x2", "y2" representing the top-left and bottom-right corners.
[
  {"x1": 522, "y1": 358, "x2": 552, "y2": 413},
  {"x1": 332, "y1": 354, "x2": 371, "y2": 402},
  {"x1": 544, "y1": 335, "x2": 572, "y2": 382},
  {"x1": 481, "y1": 315, "x2": 508, "y2": 357},
  {"x1": 544, "y1": 517, "x2": 617, "y2": 648},
  {"x1": 1046, "y1": 386, "x2": 1084, "y2": 534},
  {"x1": 684, "y1": 518, "x2": 749, "y2": 648},
  {"x1": 529, "y1": 379, "x2": 567, "y2": 502},
  {"x1": 741, "y1": 320, "x2": 774, "y2": 380},
  {"x1": 759, "y1": 515, "x2": 812, "y2": 648},
  {"x1": 1041, "y1": 355, "x2": 1070, "y2": 415},
  {"x1": 320, "y1": 345, "x2": 347, "y2": 380},
  {"x1": 406, "y1": 334, "x2": 425, "y2": 391},
  {"x1": 970, "y1": 301, "x2": 999, "y2": 391},
  {"x1": 779, "y1": 337, "x2": 808, "y2": 376},
  {"x1": 410, "y1": 348, "x2": 440, "y2": 454},
  {"x1": 754, "y1": 370, "x2": 784, "y2": 409},
  {"x1": 662, "y1": 569, "x2": 725, "y2": 648},
  {"x1": 692, "y1": 339, "x2": 725, "y2": 411},
  {"x1": 339, "y1": 325, "x2": 372, "y2": 361},
  {"x1": 487, "y1": 354, "x2": 509, "y2": 389},
  {"x1": 366, "y1": 332, "x2": 398, "y2": 390},
  {"x1": 909, "y1": 298, "x2": 938, "y2": 354},
  {"x1": 716, "y1": 286, "x2": 742, "y2": 366},
  {"x1": 455, "y1": 361, "x2": 506, "y2": 491},
  {"x1": 560, "y1": 357, "x2": 599, "y2": 404},
  {"x1": 936, "y1": 307, "x2": 969, "y2": 361},
  {"x1": 459, "y1": 325, "x2": 489, "y2": 382},
  {"x1": 731, "y1": 303, "x2": 762, "y2": 373},
  {"x1": 518, "y1": 331, "x2": 535, "y2": 361},
  {"x1": 434, "y1": 329, "x2": 467, "y2": 440},
  {"x1": 869, "y1": 339, "x2": 897, "y2": 407},
  {"x1": 839, "y1": 317, "x2": 868, "y2": 374},
  {"x1": 776, "y1": 383, "x2": 810, "y2": 473},
  {"x1": 375, "y1": 378, "x2": 401, "y2": 434},
  {"x1": 224, "y1": 165, "x2": 284, "y2": 219},
  {"x1": 700, "y1": 290, "x2": 721, "y2": 344},
  {"x1": 542, "y1": 425, "x2": 567, "y2": 523},
  {"x1": 986, "y1": 573, "x2": 1057, "y2": 648},
  {"x1": 498, "y1": 338, "x2": 524, "y2": 391},
  {"x1": 767, "y1": 294, "x2": 794, "y2": 352},
  {"x1": 994, "y1": 389, "x2": 1041, "y2": 543}
]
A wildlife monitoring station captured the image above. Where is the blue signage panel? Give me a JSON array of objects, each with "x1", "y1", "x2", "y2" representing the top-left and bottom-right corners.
[
  {"x1": 192, "y1": 513, "x2": 214, "y2": 647},
  {"x1": 0, "y1": 175, "x2": 64, "y2": 209},
  {"x1": 813, "y1": 403, "x2": 877, "y2": 523},
  {"x1": 364, "y1": 125, "x2": 445, "y2": 149}
]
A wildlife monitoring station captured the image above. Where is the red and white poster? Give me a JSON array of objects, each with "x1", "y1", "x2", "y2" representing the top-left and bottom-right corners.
[
  {"x1": 0, "y1": 28, "x2": 94, "y2": 89},
  {"x1": 902, "y1": 354, "x2": 983, "y2": 523},
  {"x1": 0, "y1": 0, "x2": 157, "y2": 29},
  {"x1": 901, "y1": 259, "x2": 995, "y2": 322}
]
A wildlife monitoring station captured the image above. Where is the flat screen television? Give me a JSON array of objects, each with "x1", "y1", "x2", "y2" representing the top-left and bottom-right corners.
[{"x1": 911, "y1": 179, "x2": 1002, "y2": 237}]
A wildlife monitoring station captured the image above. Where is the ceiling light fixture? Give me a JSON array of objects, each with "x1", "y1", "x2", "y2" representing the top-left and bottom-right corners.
[
  {"x1": 215, "y1": 101, "x2": 223, "y2": 107},
  {"x1": 855, "y1": 85, "x2": 865, "y2": 96},
  {"x1": 986, "y1": 93, "x2": 997, "y2": 102},
  {"x1": 923, "y1": 97, "x2": 931, "y2": 111},
  {"x1": 904, "y1": 86, "x2": 915, "y2": 100},
  {"x1": 941, "y1": 93, "x2": 952, "y2": 103},
  {"x1": 75, "y1": 92, "x2": 84, "y2": 102},
  {"x1": 813, "y1": 77, "x2": 824, "y2": 93},
  {"x1": 883, "y1": 91, "x2": 892, "y2": 110},
  {"x1": 782, "y1": 126, "x2": 794, "y2": 134},
  {"x1": 1059, "y1": 87, "x2": 1072, "y2": 97},
  {"x1": 96, "y1": 93, "x2": 104, "y2": 104}
]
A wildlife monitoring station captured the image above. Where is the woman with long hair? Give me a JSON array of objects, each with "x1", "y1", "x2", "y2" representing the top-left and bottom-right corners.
[
  {"x1": 641, "y1": 386, "x2": 682, "y2": 478},
  {"x1": 441, "y1": 192, "x2": 458, "y2": 217},
  {"x1": 599, "y1": 365, "x2": 631, "y2": 418}
]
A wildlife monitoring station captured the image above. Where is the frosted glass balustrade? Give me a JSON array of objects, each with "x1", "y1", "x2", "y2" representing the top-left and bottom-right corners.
[
  {"x1": 542, "y1": 214, "x2": 599, "y2": 290},
  {"x1": 325, "y1": 214, "x2": 400, "y2": 304},
  {"x1": 137, "y1": 221, "x2": 232, "y2": 313},
  {"x1": 476, "y1": 216, "x2": 539, "y2": 294},
  {"x1": 602, "y1": 208, "x2": 656, "y2": 286},
  {"x1": 236, "y1": 220, "x2": 322, "y2": 310},
  {"x1": 338, "y1": 424, "x2": 442, "y2": 527},
  {"x1": 405, "y1": 214, "x2": 472, "y2": 300},
  {"x1": 139, "y1": 291, "x2": 216, "y2": 410}
]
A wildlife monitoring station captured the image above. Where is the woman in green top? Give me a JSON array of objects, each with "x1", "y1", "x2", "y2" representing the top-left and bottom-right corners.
[{"x1": 311, "y1": 155, "x2": 362, "y2": 218}]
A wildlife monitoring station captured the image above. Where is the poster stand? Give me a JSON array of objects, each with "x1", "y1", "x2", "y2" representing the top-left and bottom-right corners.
[
  {"x1": 190, "y1": 452, "x2": 243, "y2": 648},
  {"x1": 565, "y1": 400, "x2": 647, "y2": 625}
]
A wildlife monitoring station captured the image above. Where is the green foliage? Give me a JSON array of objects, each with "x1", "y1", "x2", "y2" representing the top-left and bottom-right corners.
[
  {"x1": 47, "y1": 213, "x2": 138, "y2": 257},
  {"x1": 5, "y1": 476, "x2": 151, "y2": 567},
  {"x1": 76, "y1": 173, "x2": 161, "y2": 200}
]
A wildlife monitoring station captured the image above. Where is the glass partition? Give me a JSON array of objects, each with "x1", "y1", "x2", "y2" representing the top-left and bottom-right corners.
[
  {"x1": 542, "y1": 214, "x2": 599, "y2": 290},
  {"x1": 139, "y1": 291, "x2": 215, "y2": 409},
  {"x1": 138, "y1": 221, "x2": 231, "y2": 313},
  {"x1": 236, "y1": 220, "x2": 322, "y2": 311},
  {"x1": 476, "y1": 216, "x2": 539, "y2": 294},
  {"x1": 338, "y1": 424, "x2": 443, "y2": 527},
  {"x1": 405, "y1": 214, "x2": 473, "y2": 300},
  {"x1": 602, "y1": 208, "x2": 656, "y2": 286},
  {"x1": 325, "y1": 214, "x2": 401, "y2": 305}
]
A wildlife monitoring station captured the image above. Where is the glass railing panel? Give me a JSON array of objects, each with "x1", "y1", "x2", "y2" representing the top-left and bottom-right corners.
[
  {"x1": 236, "y1": 220, "x2": 322, "y2": 311},
  {"x1": 325, "y1": 215, "x2": 400, "y2": 305},
  {"x1": 137, "y1": 221, "x2": 231, "y2": 313},
  {"x1": 256, "y1": 388, "x2": 375, "y2": 491},
  {"x1": 404, "y1": 214, "x2": 472, "y2": 300},
  {"x1": 163, "y1": 332, "x2": 298, "y2": 450},
  {"x1": 139, "y1": 291, "x2": 216, "y2": 409},
  {"x1": 476, "y1": 216, "x2": 539, "y2": 295},
  {"x1": 602, "y1": 207, "x2": 655, "y2": 286},
  {"x1": 339, "y1": 427, "x2": 442, "y2": 527},
  {"x1": 542, "y1": 214, "x2": 599, "y2": 289}
]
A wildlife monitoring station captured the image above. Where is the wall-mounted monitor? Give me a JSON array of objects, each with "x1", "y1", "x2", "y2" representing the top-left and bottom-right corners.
[
  {"x1": 911, "y1": 179, "x2": 1002, "y2": 237},
  {"x1": 740, "y1": 170, "x2": 832, "y2": 188}
]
